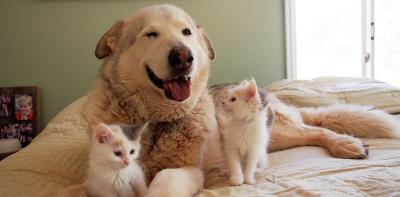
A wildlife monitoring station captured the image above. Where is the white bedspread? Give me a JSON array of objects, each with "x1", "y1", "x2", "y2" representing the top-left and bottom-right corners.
[
  {"x1": 0, "y1": 83, "x2": 400, "y2": 196},
  {"x1": 200, "y1": 137, "x2": 400, "y2": 196}
]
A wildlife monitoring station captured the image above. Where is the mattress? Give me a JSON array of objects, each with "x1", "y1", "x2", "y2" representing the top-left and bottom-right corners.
[{"x1": 1, "y1": 78, "x2": 400, "y2": 196}]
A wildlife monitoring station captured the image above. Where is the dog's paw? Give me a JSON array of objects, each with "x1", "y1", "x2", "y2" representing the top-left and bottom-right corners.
[
  {"x1": 230, "y1": 175, "x2": 244, "y2": 186},
  {"x1": 328, "y1": 135, "x2": 369, "y2": 159},
  {"x1": 145, "y1": 167, "x2": 204, "y2": 197}
]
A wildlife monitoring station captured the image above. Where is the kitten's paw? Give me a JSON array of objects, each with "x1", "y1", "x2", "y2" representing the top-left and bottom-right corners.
[
  {"x1": 230, "y1": 175, "x2": 244, "y2": 186},
  {"x1": 257, "y1": 158, "x2": 268, "y2": 170},
  {"x1": 328, "y1": 135, "x2": 369, "y2": 159},
  {"x1": 244, "y1": 176, "x2": 256, "y2": 185}
]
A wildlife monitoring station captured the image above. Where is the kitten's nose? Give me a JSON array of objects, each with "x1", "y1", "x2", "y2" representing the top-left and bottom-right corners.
[{"x1": 123, "y1": 159, "x2": 129, "y2": 166}]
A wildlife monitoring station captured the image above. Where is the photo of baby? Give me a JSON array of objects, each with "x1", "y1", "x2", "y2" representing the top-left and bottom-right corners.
[
  {"x1": 15, "y1": 94, "x2": 33, "y2": 121},
  {"x1": 0, "y1": 94, "x2": 11, "y2": 118}
]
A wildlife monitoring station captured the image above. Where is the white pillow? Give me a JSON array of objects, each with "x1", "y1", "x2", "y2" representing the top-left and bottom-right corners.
[{"x1": 264, "y1": 77, "x2": 400, "y2": 114}]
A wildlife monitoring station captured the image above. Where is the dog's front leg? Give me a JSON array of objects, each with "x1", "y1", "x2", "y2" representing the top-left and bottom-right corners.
[
  {"x1": 144, "y1": 167, "x2": 204, "y2": 197},
  {"x1": 269, "y1": 123, "x2": 369, "y2": 159},
  {"x1": 305, "y1": 125, "x2": 369, "y2": 159}
]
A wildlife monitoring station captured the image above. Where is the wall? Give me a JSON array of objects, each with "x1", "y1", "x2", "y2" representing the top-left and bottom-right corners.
[{"x1": 0, "y1": 0, "x2": 286, "y2": 129}]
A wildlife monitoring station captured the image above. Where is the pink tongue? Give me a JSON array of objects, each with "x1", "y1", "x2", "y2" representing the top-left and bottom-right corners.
[{"x1": 164, "y1": 78, "x2": 191, "y2": 101}]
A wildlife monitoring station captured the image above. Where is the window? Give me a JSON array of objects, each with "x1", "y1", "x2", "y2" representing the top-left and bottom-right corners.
[
  {"x1": 374, "y1": 0, "x2": 400, "y2": 86},
  {"x1": 285, "y1": 0, "x2": 400, "y2": 86}
]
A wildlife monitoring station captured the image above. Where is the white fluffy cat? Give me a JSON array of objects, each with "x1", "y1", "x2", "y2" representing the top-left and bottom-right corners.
[
  {"x1": 216, "y1": 79, "x2": 270, "y2": 185},
  {"x1": 85, "y1": 123, "x2": 147, "y2": 197}
]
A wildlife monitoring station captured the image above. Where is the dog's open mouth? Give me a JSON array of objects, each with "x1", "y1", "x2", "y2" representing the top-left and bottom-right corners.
[{"x1": 146, "y1": 65, "x2": 191, "y2": 102}]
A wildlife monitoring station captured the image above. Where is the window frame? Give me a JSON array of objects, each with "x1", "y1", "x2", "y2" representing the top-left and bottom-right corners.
[{"x1": 284, "y1": 0, "x2": 375, "y2": 79}]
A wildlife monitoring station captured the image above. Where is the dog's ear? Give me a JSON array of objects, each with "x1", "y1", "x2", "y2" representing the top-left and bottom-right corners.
[
  {"x1": 95, "y1": 20, "x2": 124, "y2": 59},
  {"x1": 197, "y1": 25, "x2": 215, "y2": 60}
]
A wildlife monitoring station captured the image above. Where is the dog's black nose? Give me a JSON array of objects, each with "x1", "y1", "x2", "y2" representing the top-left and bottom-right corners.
[{"x1": 168, "y1": 46, "x2": 193, "y2": 71}]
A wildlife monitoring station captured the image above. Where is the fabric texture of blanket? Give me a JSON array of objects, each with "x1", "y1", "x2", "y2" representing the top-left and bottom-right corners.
[{"x1": 0, "y1": 77, "x2": 399, "y2": 196}]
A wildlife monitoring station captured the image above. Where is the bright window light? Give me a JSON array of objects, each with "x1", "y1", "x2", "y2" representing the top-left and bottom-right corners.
[{"x1": 286, "y1": 0, "x2": 400, "y2": 87}]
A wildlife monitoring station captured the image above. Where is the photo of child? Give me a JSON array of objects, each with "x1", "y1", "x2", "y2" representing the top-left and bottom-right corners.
[
  {"x1": 15, "y1": 94, "x2": 33, "y2": 121},
  {"x1": 0, "y1": 94, "x2": 11, "y2": 118},
  {"x1": 0, "y1": 86, "x2": 39, "y2": 148}
]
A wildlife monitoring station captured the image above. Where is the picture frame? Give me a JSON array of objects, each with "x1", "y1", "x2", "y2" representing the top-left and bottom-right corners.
[{"x1": 0, "y1": 86, "x2": 39, "y2": 147}]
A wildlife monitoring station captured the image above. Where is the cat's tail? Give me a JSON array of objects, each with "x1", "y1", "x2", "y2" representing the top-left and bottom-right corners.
[{"x1": 299, "y1": 104, "x2": 400, "y2": 138}]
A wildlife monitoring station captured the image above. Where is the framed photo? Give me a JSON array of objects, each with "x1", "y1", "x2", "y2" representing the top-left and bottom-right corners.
[{"x1": 0, "y1": 87, "x2": 39, "y2": 147}]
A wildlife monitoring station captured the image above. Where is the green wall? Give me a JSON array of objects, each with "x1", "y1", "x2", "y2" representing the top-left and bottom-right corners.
[{"x1": 0, "y1": 0, "x2": 286, "y2": 129}]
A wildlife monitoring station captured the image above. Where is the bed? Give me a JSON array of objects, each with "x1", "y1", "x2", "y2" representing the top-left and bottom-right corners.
[{"x1": 0, "y1": 77, "x2": 399, "y2": 196}]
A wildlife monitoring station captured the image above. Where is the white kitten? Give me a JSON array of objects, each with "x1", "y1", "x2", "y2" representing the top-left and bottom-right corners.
[
  {"x1": 216, "y1": 79, "x2": 270, "y2": 185},
  {"x1": 85, "y1": 123, "x2": 147, "y2": 197}
]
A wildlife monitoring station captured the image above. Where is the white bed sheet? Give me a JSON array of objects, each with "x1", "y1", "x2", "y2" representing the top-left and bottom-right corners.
[{"x1": 0, "y1": 97, "x2": 399, "y2": 197}]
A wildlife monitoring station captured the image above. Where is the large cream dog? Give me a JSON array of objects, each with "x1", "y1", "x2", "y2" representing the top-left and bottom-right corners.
[
  {"x1": 84, "y1": 4, "x2": 400, "y2": 196},
  {"x1": 84, "y1": 4, "x2": 216, "y2": 196}
]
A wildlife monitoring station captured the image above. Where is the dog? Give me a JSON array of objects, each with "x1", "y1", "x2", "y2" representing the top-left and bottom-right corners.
[
  {"x1": 83, "y1": 4, "x2": 400, "y2": 196},
  {"x1": 84, "y1": 4, "x2": 216, "y2": 196}
]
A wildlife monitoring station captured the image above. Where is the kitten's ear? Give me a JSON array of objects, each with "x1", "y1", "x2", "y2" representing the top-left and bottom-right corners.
[
  {"x1": 94, "y1": 123, "x2": 113, "y2": 144},
  {"x1": 121, "y1": 122, "x2": 149, "y2": 141},
  {"x1": 239, "y1": 79, "x2": 249, "y2": 86},
  {"x1": 246, "y1": 80, "x2": 258, "y2": 102}
]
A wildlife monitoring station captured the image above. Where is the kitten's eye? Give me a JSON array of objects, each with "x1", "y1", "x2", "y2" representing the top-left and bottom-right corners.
[
  {"x1": 130, "y1": 149, "x2": 135, "y2": 155},
  {"x1": 114, "y1": 151, "x2": 122, "y2": 156},
  {"x1": 230, "y1": 97, "x2": 236, "y2": 102},
  {"x1": 182, "y1": 28, "x2": 191, "y2": 36},
  {"x1": 145, "y1": 32, "x2": 158, "y2": 38}
]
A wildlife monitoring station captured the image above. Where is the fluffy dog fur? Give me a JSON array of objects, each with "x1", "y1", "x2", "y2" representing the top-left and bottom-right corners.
[
  {"x1": 265, "y1": 94, "x2": 400, "y2": 158},
  {"x1": 82, "y1": 4, "x2": 400, "y2": 196},
  {"x1": 83, "y1": 4, "x2": 216, "y2": 196}
]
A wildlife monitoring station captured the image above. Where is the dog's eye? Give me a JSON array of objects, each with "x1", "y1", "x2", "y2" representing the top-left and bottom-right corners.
[
  {"x1": 145, "y1": 32, "x2": 158, "y2": 38},
  {"x1": 230, "y1": 97, "x2": 236, "y2": 102},
  {"x1": 182, "y1": 28, "x2": 191, "y2": 36},
  {"x1": 114, "y1": 151, "x2": 122, "y2": 156},
  {"x1": 130, "y1": 149, "x2": 135, "y2": 155}
]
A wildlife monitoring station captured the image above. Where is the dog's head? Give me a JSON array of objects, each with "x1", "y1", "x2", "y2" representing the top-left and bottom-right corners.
[{"x1": 95, "y1": 4, "x2": 215, "y2": 121}]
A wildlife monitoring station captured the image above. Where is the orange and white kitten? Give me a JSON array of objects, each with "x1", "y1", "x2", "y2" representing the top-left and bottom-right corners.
[
  {"x1": 216, "y1": 79, "x2": 270, "y2": 185},
  {"x1": 85, "y1": 123, "x2": 147, "y2": 197}
]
